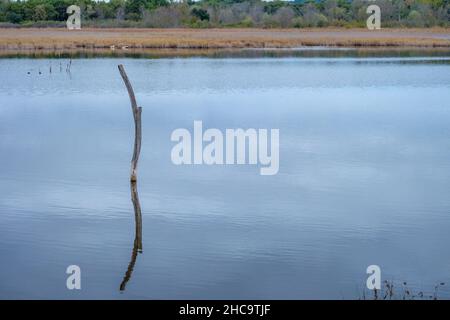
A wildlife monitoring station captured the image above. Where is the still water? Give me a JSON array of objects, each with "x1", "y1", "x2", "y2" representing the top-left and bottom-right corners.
[{"x1": 1, "y1": 53, "x2": 450, "y2": 299}]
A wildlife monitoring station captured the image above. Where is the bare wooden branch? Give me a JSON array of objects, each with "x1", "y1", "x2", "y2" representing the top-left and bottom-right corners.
[
  {"x1": 118, "y1": 64, "x2": 142, "y2": 182},
  {"x1": 118, "y1": 65, "x2": 143, "y2": 290}
]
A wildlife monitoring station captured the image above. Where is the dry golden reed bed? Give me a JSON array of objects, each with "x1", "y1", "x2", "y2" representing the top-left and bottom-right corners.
[{"x1": 0, "y1": 28, "x2": 449, "y2": 51}]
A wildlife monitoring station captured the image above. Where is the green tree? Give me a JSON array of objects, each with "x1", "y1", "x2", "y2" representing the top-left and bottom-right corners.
[{"x1": 191, "y1": 7, "x2": 210, "y2": 21}]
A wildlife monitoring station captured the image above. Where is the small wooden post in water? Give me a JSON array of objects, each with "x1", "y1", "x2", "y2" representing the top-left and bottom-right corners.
[{"x1": 118, "y1": 64, "x2": 142, "y2": 182}]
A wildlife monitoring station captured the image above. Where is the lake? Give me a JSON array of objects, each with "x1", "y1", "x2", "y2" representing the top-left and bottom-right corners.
[{"x1": 1, "y1": 50, "x2": 450, "y2": 299}]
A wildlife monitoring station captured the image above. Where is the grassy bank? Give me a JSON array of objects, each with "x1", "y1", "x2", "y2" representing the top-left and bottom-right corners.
[{"x1": 0, "y1": 28, "x2": 449, "y2": 52}]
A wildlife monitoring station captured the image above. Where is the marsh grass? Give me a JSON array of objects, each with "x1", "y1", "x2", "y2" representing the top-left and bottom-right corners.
[{"x1": 0, "y1": 28, "x2": 449, "y2": 51}]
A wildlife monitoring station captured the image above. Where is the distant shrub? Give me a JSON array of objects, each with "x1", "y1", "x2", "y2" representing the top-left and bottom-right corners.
[
  {"x1": 239, "y1": 16, "x2": 254, "y2": 28},
  {"x1": 292, "y1": 17, "x2": 304, "y2": 28},
  {"x1": 262, "y1": 13, "x2": 279, "y2": 28},
  {"x1": 191, "y1": 7, "x2": 210, "y2": 21},
  {"x1": 142, "y1": 5, "x2": 189, "y2": 28},
  {"x1": 274, "y1": 7, "x2": 295, "y2": 28},
  {"x1": 189, "y1": 19, "x2": 210, "y2": 29},
  {"x1": 0, "y1": 22, "x2": 18, "y2": 28},
  {"x1": 20, "y1": 20, "x2": 66, "y2": 28},
  {"x1": 407, "y1": 10, "x2": 424, "y2": 27},
  {"x1": 316, "y1": 14, "x2": 329, "y2": 27}
]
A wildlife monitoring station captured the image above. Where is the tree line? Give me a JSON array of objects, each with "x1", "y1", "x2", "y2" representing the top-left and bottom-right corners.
[{"x1": 0, "y1": 0, "x2": 449, "y2": 28}]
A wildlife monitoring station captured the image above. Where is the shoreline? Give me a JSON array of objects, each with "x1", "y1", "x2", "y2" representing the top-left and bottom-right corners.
[
  {"x1": 2, "y1": 47, "x2": 450, "y2": 59},
  {"x1": 1, "y1": 28, "x2": 449, "y2": 52}
]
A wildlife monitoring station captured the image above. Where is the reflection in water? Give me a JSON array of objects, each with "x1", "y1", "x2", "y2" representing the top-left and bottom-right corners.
[
  {"x1": 1, "y1": 57, "x2": 450, "y2": 299},
  {"x1": 2, "y1": 47, "x2": 450, "y2": 59},
  {"x1": 119, "y1": 181, "x2": 143, "y2": 291}
]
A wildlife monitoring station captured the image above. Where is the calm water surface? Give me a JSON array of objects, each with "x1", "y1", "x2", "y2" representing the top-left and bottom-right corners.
[{"x1": 1, "y1": 54, "x2": 450, "y2": 299}]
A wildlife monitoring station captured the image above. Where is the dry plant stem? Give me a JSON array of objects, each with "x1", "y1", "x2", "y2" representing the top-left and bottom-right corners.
[{"x1": 118, "y1": 64, "x2": 142, "y2": 182}]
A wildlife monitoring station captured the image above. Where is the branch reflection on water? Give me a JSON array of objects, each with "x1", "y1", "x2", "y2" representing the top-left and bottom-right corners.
[{"x1": 119, "y1": 181, "x2": 143, "y2": 291}]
